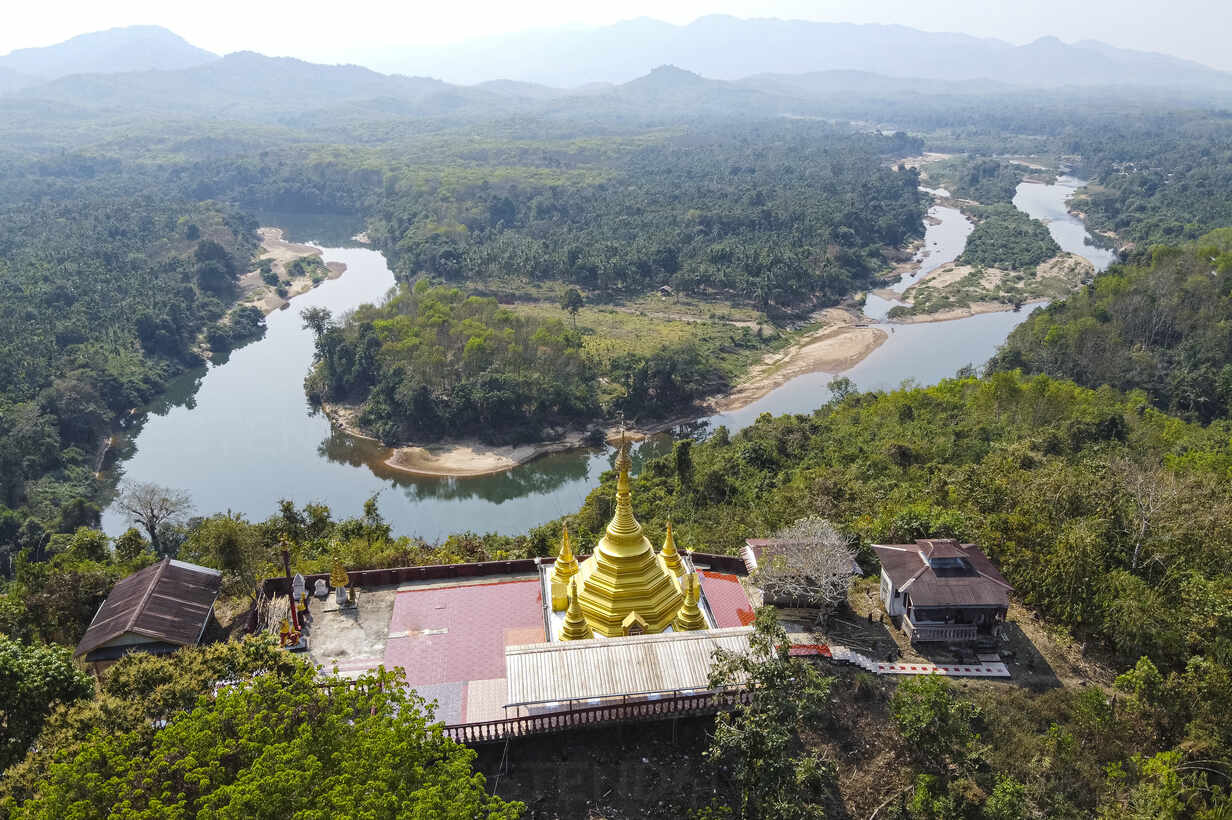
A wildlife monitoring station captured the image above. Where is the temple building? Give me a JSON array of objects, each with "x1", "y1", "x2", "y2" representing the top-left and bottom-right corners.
[
  {"x1": 547, "y1": 441, "x2": 708, "y2": 639},
  {"x1": 268, "y1": 436, "x2": 756, "y2": 732}
]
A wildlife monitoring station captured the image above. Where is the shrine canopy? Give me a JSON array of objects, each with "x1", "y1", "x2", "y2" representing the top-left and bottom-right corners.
[{"x1": 504, "y1": 626, "x2": 754, "y2": 707}]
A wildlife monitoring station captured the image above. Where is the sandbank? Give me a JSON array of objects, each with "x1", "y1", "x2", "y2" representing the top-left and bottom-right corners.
[
  {"x1": 707, "y1": 313, "x2": 887, "y2": 413},
  {"x1": 384, "y1": 435, "x2": 589, "y2": 478},
  {"x1": 236, "y1": 227, "x2": 347, "y2": 316},
  {"x1": 888, "y1": 300, "x2": 1043, "y2": 324}
]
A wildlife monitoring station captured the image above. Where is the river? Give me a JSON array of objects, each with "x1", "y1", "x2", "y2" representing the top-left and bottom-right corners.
[{"x1": 101, "y1": 178, "x2": 1113, "y2": 540}]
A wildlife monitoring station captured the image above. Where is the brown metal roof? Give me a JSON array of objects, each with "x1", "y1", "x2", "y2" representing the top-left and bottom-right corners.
[
  {"x1": 873, "y1": 540, "x2": 1012, "y2": 608},
  {"x1": 75, "y1": 558, "x2": 222, "y2": 658}
]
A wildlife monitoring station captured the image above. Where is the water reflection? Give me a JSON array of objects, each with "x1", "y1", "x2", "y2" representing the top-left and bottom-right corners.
[
  {"x1": 252, "y1": 210, "x2": 368, "y2": 248},
  {"x1": 319, "y1": 429, "x2": 602, "y2": 503}
]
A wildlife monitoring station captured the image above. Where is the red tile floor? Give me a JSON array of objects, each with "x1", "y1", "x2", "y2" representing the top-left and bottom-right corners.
[{"x1": 383, "y1": 578, "x2": 544, "y2": 723}]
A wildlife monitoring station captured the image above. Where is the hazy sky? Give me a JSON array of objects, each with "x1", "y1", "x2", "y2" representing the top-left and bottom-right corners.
[{"x1": 3, "y1": 0, "x2": 1230, "y2": 72}]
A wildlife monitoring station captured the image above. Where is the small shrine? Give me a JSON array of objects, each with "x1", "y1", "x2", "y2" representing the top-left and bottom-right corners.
[{"x1": 547, "y1": 439, "x2": 711, "y2": 639}]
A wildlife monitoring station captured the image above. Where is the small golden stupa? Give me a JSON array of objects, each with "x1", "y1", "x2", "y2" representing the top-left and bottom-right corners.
[
  {"x1": 551, "y1": 525, "x2": 579, "y2": 584},
  {"x1": 673, "y1": 573, "x2": 707, "y2": 631},
  {"x1": 560, "y1": 579, "x2": 594, "y2": 641},
  {"x1": 553, "y1": 438, "x2": 697, "y2": 638},
  {"x1": 660, "y1": 520, "x2": 683, "y2": 575}
]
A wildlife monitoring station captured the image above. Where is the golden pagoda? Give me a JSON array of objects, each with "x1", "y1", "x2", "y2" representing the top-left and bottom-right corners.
[
  {"x1": 564, "y1": 439, "x2": 687, "y2": 638},
  {"x1": 673, "y1": 573, "x2": 707, "y2": 631},
  {"x1": 660, "y1": 520, "x2": 683, "y2": 575},
  {"x1": 551, "y1": 525, "x2": 579, "y2": 584},
  {"x1": 560, "y1": 579, "x2": 594, "y2": 641}
]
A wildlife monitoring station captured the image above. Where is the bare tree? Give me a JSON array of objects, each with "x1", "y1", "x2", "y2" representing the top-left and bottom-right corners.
[
  {"x1": 755, "y1": 515, "x2": 857, "y2": 612},
  {"x1": 116, "y1": 481, "x2": 193, "y2": 555},
  {"x1": 1111, "y1": 455, "x2": 1179, "y2": 571}
]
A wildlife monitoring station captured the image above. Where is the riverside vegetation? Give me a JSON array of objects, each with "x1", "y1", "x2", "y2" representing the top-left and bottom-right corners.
[{"x1": 5, "y1": 32, "x2": 1232, "y2": 818}]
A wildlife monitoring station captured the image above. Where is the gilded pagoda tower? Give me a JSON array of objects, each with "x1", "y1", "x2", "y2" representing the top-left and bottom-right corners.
[{"x1": 559, "y1": 440, "x2": 688, "y2": 638}]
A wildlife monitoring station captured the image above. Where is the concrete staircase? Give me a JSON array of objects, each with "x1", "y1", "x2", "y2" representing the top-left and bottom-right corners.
[{"x1": 826, "y1": 644, "x2": 1010, "y2": 678}]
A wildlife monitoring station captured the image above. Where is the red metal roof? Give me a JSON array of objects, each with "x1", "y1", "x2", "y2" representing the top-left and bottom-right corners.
[{"x1": 697, "y1": 570, "x2": 755, "y2": 627}]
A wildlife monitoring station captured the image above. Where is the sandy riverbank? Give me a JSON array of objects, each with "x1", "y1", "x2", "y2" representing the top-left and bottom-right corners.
[
  {"x1": 322, "y1": 401, "x2": 595, "y2": 477},
  {"x1": 887, "y1": 301, "x2": 1041, "y2": 324},
  {"x1": 385, "y1": 435, "x2": 590, "y2": 477},
  {"x1": 706, "y1": 310, "x2": 887, "y2": 413},
  {"x1": 319, "y1": 309, "x2": 888, "y2": 477},
  {"x1": 237, "y1": 227, "x2": 347, "y2": 315}
]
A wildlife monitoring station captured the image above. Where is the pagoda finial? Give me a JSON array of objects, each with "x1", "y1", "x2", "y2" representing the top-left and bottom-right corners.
[
  {"x1": 673, "y1": 573, "x2": 707, "y2": 631},
  {"x1": 660, "y1": 520, "x2": 683, "y2": 573},
  {"x1": 605, "y1": 437, "x2": 642, "y2": 543},
  {"x1": 560, "y1": 579, "x2": 593, "y2": 641},
  {"x1": 552, "y1": 524, "x2": 579, "y2": 584}
]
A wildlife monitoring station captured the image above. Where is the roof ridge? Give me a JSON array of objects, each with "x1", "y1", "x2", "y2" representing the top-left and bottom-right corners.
[
  {"x1": 125, "y1": 557, "x2": 170, "y2": 634},
  {"x1": 974, "y1": 569, "x2": 1014, "y2": 590},
  {"x1": 899, "y1": 563, "x2": 930, "y2": 591}
]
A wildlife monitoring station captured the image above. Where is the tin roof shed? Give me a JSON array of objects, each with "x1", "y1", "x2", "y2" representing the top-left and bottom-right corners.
[{"x1": 504, "y1": 626, "x2": 754, "y2": 707}]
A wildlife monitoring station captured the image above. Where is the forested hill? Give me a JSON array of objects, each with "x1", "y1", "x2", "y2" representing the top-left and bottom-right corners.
[
  {"x1": 1067, "y1": 110, "x2": 1232, "y2": 245},
  {"x1": 0, "y1": 196, "x2": 257, "y2": 524},
  {"x1": 991, "y1": 229, "x2": 1232, "y2": 422},
  {"x1": 366, "y1": 122, "x2": 926, "y2": 306},
  {"x1": 563, "y1": 372, "x2": 1232, "y2": 816}
]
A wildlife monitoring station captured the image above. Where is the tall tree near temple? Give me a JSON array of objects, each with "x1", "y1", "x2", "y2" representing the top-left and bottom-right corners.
[
  {"x1": 115, "y1": 482, "x2": 192, "y2": 555},
  {"x1": 706, "y1": 607, "x2": 837, "y2": 819},
  {"x1": 3, "y1": 665, "x2": 522, "y2": 818},
  {"x1": 754, "y1": 515, "x2": 857, "y2": 613}
]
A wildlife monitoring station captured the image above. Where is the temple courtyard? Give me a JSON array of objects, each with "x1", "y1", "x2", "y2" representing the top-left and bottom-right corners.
[{"x1": 303, "y1": 566, "x2": 756, "y2": 725}]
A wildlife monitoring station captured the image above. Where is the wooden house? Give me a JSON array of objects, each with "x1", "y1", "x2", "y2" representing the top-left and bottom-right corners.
[
  {"x1": 75, "y1": 557, "x2": 222, "y2": 676},
  {"x1": 872, "y1": 539, "x2": 1012, "y2": 643}
]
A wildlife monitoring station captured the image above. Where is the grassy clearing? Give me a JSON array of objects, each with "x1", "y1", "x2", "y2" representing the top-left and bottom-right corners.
[{"x1": 509, "y1": 298, "x2": 802, "y2": 408}]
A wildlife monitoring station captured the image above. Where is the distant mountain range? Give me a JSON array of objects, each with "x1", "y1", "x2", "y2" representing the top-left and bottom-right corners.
[
  {"x1": 1, "y1": 21, "x2": 1230, "y2": 129},
  {"x1": 373, "y1": 15, "x2": 1232, "y2": 92},
  {"x1": 12, "y1": 51, "x2": 473, "y2": 116},
  {"x1": 0, "y1": 25, "x2": 217, "y2": 80}
]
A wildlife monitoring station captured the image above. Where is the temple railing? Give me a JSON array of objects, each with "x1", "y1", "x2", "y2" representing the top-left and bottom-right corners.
[
  {"x1": 259, "y1": 552, "x2": 748, "y2": 599},
  {"x1": 444, "y1": 688, "x2": 752, "y2": 745}
]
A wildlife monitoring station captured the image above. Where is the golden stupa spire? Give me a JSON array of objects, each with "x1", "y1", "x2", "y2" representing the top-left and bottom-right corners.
[
  {"x1": 560, "y1": 579, "x2": 594, "y2": 641},
  {"x1": 660, "y1": 520, "x2": 683, "y2": 574},
  {"x1": 560, "y1": 428, "x2": 692, "y2": 637},
  {"x1": 603, "y1": 436, "x2": 644, "y2": 551},
  {"x1": 673, "y1": 573, "x2": 706, "y2": 631},
  {"x1": 552, "y1": 524, "x2": 579, "y2": 584}
]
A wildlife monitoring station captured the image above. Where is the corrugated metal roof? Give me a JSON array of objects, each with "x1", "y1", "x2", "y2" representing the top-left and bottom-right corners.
[
  {"x1": 744, "y1": 538, "x2": 862, "y2": 576},
  {"x1": 75, "y1": 557, "x2": 222, "y2": 658},
  {"x1": 505, "y1": 626, "x2": 754, "y2": 706}
]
